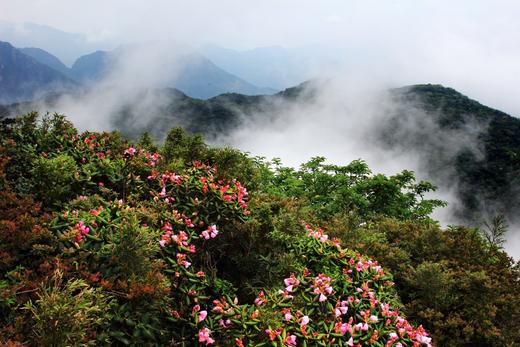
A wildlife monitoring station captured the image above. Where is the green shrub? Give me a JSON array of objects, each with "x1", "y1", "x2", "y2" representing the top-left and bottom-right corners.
[
  {"x1": 31, "y1": 154, "x2": 77, "y2": 207},
  {"x1": 24, "y1": 270, "x2": 111, "y2": 347}
]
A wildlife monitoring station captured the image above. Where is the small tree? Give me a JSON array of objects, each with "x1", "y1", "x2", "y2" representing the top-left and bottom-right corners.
[{"x1": 482, "y1": 214, "x2": 508, "y2": 247}]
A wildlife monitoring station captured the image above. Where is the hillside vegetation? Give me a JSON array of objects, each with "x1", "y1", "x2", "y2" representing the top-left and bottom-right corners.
[
  {"x1": 4, "y1": 82, "x2": 518, "y2": 227},
  {"x1": 1, "y1": 113, "x2": 519, "y2": 346}
]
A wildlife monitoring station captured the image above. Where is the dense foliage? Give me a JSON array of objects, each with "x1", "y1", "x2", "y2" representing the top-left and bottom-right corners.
[
  {"x1": 0, "y1": 113, "x2": 519, "y2": 346},
  {"x1": 389, "y1": 84, "x2": 520, "y2": 225}
]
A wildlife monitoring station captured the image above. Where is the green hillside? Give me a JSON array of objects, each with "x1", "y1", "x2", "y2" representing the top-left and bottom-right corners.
[{"x1": 1, "y1": 113, "x2": 519, "y2": 346}]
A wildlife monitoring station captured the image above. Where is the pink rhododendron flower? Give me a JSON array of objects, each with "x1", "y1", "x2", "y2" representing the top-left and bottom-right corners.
[
  {"x1": 192, "y1": 304, "x2": 200, "y2": 314},
  {"x1": 184, "y1": 216, "x2": 194, "y2": 228},
  {"x1": 199, "y1": 310, "x2": 207, "y2": 322},
  {"x1": 335, "y1": 301, "x2": 349, "y2": 316},
  {"x1": 254, "y1": 291, "x2": 266, "y2": 306},
  {"x1": 176, "y1": 253, "x2": 191, "y2": 268},
  {"x1": 301, "y1": 316, "x2": 310, "y2": 326},
  {"x1": 74, "y1": 221, "x2": 90, "y2": 242},
  {"x1": 278, "y1": 289, "x2": 294, "y2": 299},
  {"x1": 416, "y1": 333, "x2": 432, "y2": 345},
  {"x1": 171, "y1": 231, "x2": 189, "y2": 247},
  {"x1": 285, "y1": 334, "x2": 297, "y2": 346},
  {"x1": 335, "y1": 322, "x2": 350, "y2": 335},
  {"x1": 201, "y1": 225, "x2": 219, "y2": 240},
  {"x1": 311, "y1": 273, "x2": 333, "y2": 301},
  {"x1": 124, "y1": 147, "x2": 136, "y2": 157},
  {"x1": 319, "y1": 293, "x2": 327, "y2": 302},
  {"x1": 198, "y1": 327, "x2": 214, "y2": 345},
  {"x1": 283, "y1": 273, "x2": 300, "y2": 292},
  {"x1": 282, "y1": 308, "x2": 293, "y2": 321},
  {"x1": 219, "y1": 319, "x2": 232, "y2": 328},
  {"x1": 306, "y1": 225, "x2": 329, "y2": 242},
  {"x1": 162, "y1": 222, "x2": 173, "y2": 232}
]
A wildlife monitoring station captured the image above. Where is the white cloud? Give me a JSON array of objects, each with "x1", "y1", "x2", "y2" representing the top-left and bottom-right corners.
[{"x1": 2, "y1": 1, "x2": 520, "y2": 114}]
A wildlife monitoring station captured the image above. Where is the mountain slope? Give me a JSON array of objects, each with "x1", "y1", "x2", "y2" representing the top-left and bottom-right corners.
[
  {"x1": 70, "y1": 50, "x2": 113, "y2": 82},
  {"x1": 171, "y1": 54, "x2": 276, "y2": 98},
  {"x1": 0, "y1": 41, "x2": 77, "y2": 103},
  {"x1": 0, "y1": 21, "x2": 110, "y2": 66},
  {"x1": 19, "y1": 47, "x2": 72, "y2": 77},
  {"x1": 1, "y1": 41, "x2": 276, "y2": 101},
  {"x1": 386, "y1": 84, "x2": 520, "y2": 223},
  {"x1": 202, "y1": 44, "x2": 339, "y2": 90},
  {"x1": 68, "y1": 48, "x2": 275, "y2": 98}
]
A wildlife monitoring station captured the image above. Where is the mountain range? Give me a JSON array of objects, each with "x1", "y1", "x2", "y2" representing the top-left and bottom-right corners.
[
  {"x1": 0, "y1": 41, "x2": 77, "y2": 104},
  {"x1": 201, "y1": 44, "x2": 340, "y2": 90},
  {"x1": 1, "y1": 28, "x2": 520, "y2": 232},
  {"x1": 0, "y1": 40, "x2": 276, "y2": 102},
  {"x1": 0, "y1": 21, "x2": 112, "y2": 66},
  {"x1": 1, "y1": 22, "x2": 340, "y2": 93}
]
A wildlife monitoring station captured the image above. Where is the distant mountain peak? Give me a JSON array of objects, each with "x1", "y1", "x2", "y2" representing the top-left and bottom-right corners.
[{"x1": 0, "y1": 40, "x2": 77, "y2": 103}]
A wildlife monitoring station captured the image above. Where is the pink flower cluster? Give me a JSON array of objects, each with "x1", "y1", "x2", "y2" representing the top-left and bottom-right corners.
[
  {"x1": 265, "y1": 328, "x2": 297, "y2": 346},
  {"x1": 74, "y1": 220, "x2": 90, "y2": 242},
  {"x1": 335, "y1": 300, "x2": 349, "y2": 317},
  {"x1": 305, "y1": 224, "x2": 329, "y2": 242},
  {"x1": 83, "y1": 134, "x2": 98, "y2": 150},
  {"x1": 212, "y1": 298, "x2": 235, "y2": 315},
  {"x1": 198, "y1": 174, "x2": 248, "y2": 209},
  {"x1": 277, "y1": 272, "x2": 300, "y2": 299},
  {"x1": 192, "y1": 304, "x2": 208, "y2": 322},
  {"x1": 158, "y1": 222, "x2": 190, "y2": 248},
  {"x1": 143, "y1": 151, "x2": 161, "y2": 167},
  {"x1": 311, "y1": 273, "x2": 334, "y2": 302},
  {"x1": 176, "y1": 253, "x2": 191, "y2": 268},
  {"x1": 123, "y1": 147, "x2": 136, "y2": 159},
  {"x1": 334, "y1": 317, "x2": 354, "y2": 336},
  {"x1": 198, "y1": 327, "x2": 214, "y2": 345},
  {"x1": 201, "y1": 225, "x2": 218, "y2": 240},
  {"x1": 350, "y1": 257, "x2": 383, "y2": 274},
  {"x1": 254, "y1": 291, "x2": 267, "y2": 306},
  {"x1": 160, "y1": 171, "x2": 183, "y2": 186},
  {"x1": 232, "y1": 180, "x2": 248, "y2": 209}
]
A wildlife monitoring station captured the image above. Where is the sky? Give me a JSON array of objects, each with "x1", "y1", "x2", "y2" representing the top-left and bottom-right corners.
[{"x1": 1, "y1": 0, "x2": 520, "y2": 115}]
